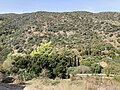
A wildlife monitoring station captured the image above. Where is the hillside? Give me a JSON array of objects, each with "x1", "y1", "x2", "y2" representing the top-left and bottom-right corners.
[{"x1": 0, "y1": 11, "x2": 120, "y2": 63}]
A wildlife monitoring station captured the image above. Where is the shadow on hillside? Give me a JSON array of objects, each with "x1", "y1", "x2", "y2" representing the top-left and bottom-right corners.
[{"x1": 0, "y1": 83, "x2": 25, "y2": 90}]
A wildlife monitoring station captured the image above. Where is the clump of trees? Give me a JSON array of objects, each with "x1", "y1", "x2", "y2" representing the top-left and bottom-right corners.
[
  {"x1": 2, "y1": 41, "x2": 120, "y2": 81},
  {"x1": 3, "y1": 41, "x2": 81, "y2": 80}
]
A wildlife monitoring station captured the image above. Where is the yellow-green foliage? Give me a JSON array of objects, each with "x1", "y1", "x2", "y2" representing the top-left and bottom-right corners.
[
  {"x1": 2, "y1": 53, "x2": 26, "y2": 72},
  {"x1": 30, "y1": 41, "x2": 53, "y2": 57}
]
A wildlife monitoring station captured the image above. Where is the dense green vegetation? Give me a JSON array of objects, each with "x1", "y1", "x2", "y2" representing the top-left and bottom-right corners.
[
  {"x1": 0, "y1": 11, "x2": 120, "y2": 80},
  {"x1": 3, "y1": 42, "x2": 81, "y2": 80}
]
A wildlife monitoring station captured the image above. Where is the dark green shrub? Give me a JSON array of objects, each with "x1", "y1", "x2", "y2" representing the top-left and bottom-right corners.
[{"x1": 91, "y1": 63, "x2": 102, "y2": 74}]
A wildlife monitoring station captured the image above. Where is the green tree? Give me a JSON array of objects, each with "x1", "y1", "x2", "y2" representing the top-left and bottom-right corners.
[
  {"x1": 91, "y1": 63, "x2": 102, "y2": 74},
  {"x1": 11, "y1": 42, "x2": 73, "y2": 80}
]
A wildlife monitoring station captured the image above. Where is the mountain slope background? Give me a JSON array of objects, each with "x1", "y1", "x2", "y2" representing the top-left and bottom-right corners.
[{"x1": 0, "y1": 11, "x2": 120, "y2": 63}]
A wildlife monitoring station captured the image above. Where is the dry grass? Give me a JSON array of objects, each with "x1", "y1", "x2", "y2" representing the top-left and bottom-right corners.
[
  {"x1": 52, "y1": 80, "x2": 85, "y2": 90},
  {"x1": 25, "y1": 76, "x2": 120, "y2": 90}
]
